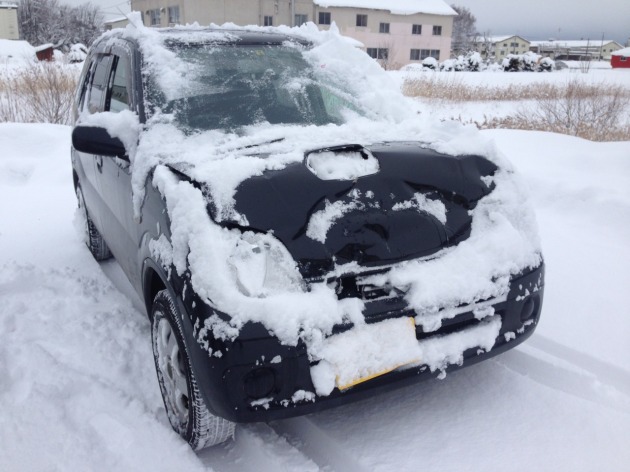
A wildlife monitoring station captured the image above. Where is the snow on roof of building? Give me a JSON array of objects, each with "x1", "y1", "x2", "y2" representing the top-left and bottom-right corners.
[
  {"x1": 105, "y1": 16, "x2": 129, "y2": 24},
  {"x1": 611, "y1": 47, "x2": 630, "y2": 56},
  {"x1": 313, "y1": 0, "x2": 457, "y2": 16},
  {"x1": 0, "y1": 39, "x2": 36, "y2": 61},
  {"x1": 530, "y1": 40, "x2": 619, "y2": 48},
  {"x1": 472, "y1": 35, "x2": 530, "y2": 44},
  {"x1": 0, "y1": 1, "x2": 18, "y2": 8},
  {"x1": 34, "y1": 43, "x2": 54, "y2": 52}
]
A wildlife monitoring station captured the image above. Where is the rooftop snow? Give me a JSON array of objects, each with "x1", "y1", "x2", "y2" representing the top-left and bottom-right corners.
[
  {"x1": 611, "y1": 47, "x2": 630, "y2": 56},
  {"x1": 474, "y1": 35, "x2": 528, "y2": 44},
  {"x1": 313, "y1": 0, "x2": 457, "y2": 16},
  {"x1": 530, "y1": 40, "x2": 619, "y2": 48}
]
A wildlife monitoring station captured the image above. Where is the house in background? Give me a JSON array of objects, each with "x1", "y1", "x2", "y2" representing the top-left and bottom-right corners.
[
  {"x1": 530, "y1": 40, "x2": 623, "y2": 60},
  {"x1": 611, "y1": 47, "x2": 630, "y2": 68},
  {"x1": 471, "y1": 35, "x2": 531, "y2": 62},
  {"x1": 0, "y1": 1, "x2": 19, "y2": 40},
  {"x1": 129, "y1": 0, "x2": 457, "y2": 68}
]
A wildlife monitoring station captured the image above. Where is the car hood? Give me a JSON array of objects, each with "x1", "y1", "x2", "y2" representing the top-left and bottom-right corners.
[{"x1": 195, "y1": 141, "x2": 496, "y2": 278}]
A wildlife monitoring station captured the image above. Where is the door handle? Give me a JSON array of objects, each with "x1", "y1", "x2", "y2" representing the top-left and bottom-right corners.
[{"x1": 96, "y1": 155, "x2": 103, "y2": 173}]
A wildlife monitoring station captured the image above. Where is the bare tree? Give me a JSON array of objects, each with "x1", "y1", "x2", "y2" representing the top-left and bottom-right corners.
[
  {"x1": 451, "y1": 5, "x2": 478, "y2": 56},
  {"x1": 18, "y1": 0, "x2": 103, "y2": 50}
]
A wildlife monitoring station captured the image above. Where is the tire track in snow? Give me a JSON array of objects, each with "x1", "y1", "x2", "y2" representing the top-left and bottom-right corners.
[
  {"x1": 269, "y1": 416, "x2": 373, "y2": 472},
  {"x1": 198, "y1": 423, "x2": 320, "y2": 472},
  {"x1": 527, "y1": 334, "x2": 630, "y2": 395},
  {"x1": 494, "y1": 340, "x2": 630, "y2": 414}
]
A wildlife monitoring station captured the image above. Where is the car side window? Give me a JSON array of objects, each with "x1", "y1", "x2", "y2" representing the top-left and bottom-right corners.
[
  {"x1": 87, "y1": 54, "x2": 112, "y2": 114},
  {"x1": 76, "y1": 58, "x2": 95, "y2": 113},
  {"x1": 106, "y1": 55, "x2": 131, "y2": 113}
]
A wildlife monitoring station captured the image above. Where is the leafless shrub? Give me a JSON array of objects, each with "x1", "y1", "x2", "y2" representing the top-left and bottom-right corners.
[{"x1": 0, "y1": 62, "x2": 77, "y2": 125}]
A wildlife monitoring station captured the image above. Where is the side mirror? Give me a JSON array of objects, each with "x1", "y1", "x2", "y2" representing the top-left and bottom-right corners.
[{"x1": 72, "y1": 126, "x2": 127, "y2": 158}]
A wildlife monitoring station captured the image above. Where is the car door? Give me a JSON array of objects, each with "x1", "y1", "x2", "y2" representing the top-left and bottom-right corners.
[
  {"x1": 74, "y1": 52, "x2": 113, "y2": 233},
  {"x1": 94, "y1": 43, "x2": 143, "y2": 285}
]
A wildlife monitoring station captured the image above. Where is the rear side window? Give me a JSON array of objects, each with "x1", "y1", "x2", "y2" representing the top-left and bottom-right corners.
[
  {"x1": 87, "y1": 55, "x2": 112, "y2": 114},
  {"x1": 106, "y1": 55, "x2": 131, "y2": 112}
]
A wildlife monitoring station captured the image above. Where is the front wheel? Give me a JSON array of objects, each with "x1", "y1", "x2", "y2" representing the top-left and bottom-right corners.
[{"x1": 151, "y1": 290, "x2": 235, "y2": 450}]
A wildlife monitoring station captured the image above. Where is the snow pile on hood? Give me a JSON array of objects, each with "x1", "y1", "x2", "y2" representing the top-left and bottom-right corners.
[{"x1": 86, "y1": 16, "x2": 542, "y2": 394}]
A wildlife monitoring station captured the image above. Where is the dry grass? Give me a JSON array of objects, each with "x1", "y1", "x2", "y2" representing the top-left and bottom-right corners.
[
  {"x1": 403, "y1": 75, "x2": 630, "y2": 141},
  {"x1": 0, "y1": 62, "x2": 77, "y2": 125},
  {"x1": 402, "y1": 75, "x2": 568, "y2": 101}
]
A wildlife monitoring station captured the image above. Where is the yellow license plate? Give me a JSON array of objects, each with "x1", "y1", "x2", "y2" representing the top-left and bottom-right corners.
[{"x1": 330, "y1": 317, "x2": 420, "y2": 391}]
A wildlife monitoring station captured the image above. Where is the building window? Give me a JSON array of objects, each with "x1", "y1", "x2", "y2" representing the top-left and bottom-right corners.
[
  {"x1": 410, "y1": 49, "x2": 421, "y2": 60},
  {"x1": 379, "y1": 22, "x2": 390, "y2": 34},
  {"x1": 412, "y1": 24, "x2": 422, "y2": 35},
  {"x1": 264, "y1": 15, "x2": 273, "y2": 26},
  {"x1": 356, "y1": 14, "x2": 367, "y2": 27},
  {"x1": 419, "y1": 49, "x2": 440, "y2": 60},
  {"x1": 168, "y1": 6, "x2": 180, "y2": 25},
  {"x1": 503, "y1": 43, "x2": 508, "y2": 47},
  {"x1": 432, "y1": 25, "x2": 442, "y2": 36},
  {"x1": 294, "y1": 14, "x2": 308, "y2": 25},
  {"x1": 148, "y1": 9, "x2": 160, "y2": 26},
  {"x1": 510, "y1": 42, "x2": 518, "y2": 47},
  {"x1": 319, "y1": 12, "x2": 331, "y2": 25},
  {"x1": 367, "y1": 48, "x2": 388, "y2": 59}
]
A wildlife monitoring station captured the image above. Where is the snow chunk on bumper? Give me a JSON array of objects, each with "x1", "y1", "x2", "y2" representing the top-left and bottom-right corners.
[{"x1": 310, "y1": 315, "x2": 502, "y2": 396}]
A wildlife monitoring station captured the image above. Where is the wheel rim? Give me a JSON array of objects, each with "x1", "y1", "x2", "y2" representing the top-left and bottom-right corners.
[{"x1": 156, "y1": 316, "x2": 190, "y2": 428}]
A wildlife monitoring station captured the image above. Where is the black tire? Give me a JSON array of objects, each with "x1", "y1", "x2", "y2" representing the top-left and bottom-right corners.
[
  {"x1": 151, "y1": 290, "x2": 235, "y2": 450},
  {"x1": 76, "y1": 185, "x2": 112, "y2": 261}
]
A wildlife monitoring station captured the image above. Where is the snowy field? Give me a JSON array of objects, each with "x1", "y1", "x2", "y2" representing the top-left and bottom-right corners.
[{"x1": 1, "y1": 122, "x2": 628, "y2": 471}]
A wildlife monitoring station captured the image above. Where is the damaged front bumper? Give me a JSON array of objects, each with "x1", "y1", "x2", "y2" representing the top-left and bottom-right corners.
[{"x1": 184, "y1": 263, "x2": 545, "y2": 423}]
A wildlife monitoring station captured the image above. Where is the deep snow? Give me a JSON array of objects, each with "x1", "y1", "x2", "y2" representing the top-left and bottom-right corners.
[{"x1": 1, "y1": 122, "x2": 629, "y2": 471}]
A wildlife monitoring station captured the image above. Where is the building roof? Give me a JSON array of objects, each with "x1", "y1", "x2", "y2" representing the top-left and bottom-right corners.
[
  {"x1": 34, "y1": 43, "x2": 54, "y2": 52},
  {"x1": 611, "y1": 47, "x2": 630, "y2": 56},
  {"x1": 473, "y1": 35, "x2": 530, "y2": 44},
  {"x1": 531, "y1": 40, "x2": 620, "y2": 48},
  {"x1": 105, "y1": 16, "x2": 129, "y2": 24},
  {"x1": 0, "y1": 1, "x2": 18, "y2": 8},
  {"x1": 313, "y1": 0, "x2": 457, "y2": 16}
]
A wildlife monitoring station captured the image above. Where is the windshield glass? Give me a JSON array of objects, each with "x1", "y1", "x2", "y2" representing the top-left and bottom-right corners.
[{"x1": 153, "y1": 43, "x2": 365, "y2": 131}]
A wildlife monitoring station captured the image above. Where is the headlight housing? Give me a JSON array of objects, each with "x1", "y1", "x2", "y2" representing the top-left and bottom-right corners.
[{"x1": 228, "y1": 232, "x2": 305, "y2": 297}]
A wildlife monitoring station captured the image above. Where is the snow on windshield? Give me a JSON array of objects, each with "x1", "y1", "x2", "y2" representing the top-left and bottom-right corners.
[{"x1": 91, "y1": 13, "x2": 542, "y2": 396}]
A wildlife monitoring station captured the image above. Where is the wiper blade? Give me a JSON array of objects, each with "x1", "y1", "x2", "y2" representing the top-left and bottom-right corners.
[{"x1": 242, "y1": 137, "x2": 285, "y2": 149}]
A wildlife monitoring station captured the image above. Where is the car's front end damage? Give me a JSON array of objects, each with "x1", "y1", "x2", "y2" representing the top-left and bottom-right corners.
[
  {"x1": 152, "y1": 141, "x2": 545, "y2": 423},
  {"x1": 180, "y1": 259, "x2": 543, "y2": 423}
]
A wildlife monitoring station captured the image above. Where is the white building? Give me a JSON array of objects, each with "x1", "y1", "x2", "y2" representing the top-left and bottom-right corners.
[
  {"x1": 530, "y1": 40, "x2": 623, "y2": 61},
  {"x1": 0, "y1": 1, "x2": 19, "y2": 40},
  {"x1": 129, "y1": 0, "x2": 457, "y2": 68},
  {"x1": 471, "y1": 35, "x2": 531, "y2": 62}
]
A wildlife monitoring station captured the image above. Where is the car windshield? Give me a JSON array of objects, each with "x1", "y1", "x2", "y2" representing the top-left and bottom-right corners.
[{"x1": 153, "y1": 42, "x2": 366, "y2": 131}]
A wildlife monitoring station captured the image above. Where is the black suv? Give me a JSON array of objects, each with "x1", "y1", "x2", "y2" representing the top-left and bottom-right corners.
[{"x1": 71, "y1": 26, "x2": 544, "y2": 450}]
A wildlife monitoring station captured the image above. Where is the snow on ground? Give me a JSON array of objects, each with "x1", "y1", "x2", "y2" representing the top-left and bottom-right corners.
[{"x1": 0, "y1": 123, "x2": 629, "y2": 471}]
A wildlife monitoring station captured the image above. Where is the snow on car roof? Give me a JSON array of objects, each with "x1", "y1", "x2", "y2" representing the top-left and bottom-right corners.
[{"x1": 313, "y1": 0, "x2": 457, "y2": 16}]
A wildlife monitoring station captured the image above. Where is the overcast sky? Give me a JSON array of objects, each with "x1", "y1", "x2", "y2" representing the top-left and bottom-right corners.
[
  {"x1": 67, "y1": 0, "x2": 629, "y2": 45},
  {"x1": 456, "y1": 0, "x2": 629, "y2": 43}
]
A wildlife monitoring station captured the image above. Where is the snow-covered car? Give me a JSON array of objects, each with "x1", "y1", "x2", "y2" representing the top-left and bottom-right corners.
[{"x1": 70, "y1": 18, "x2": 544, "y2": 450}]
